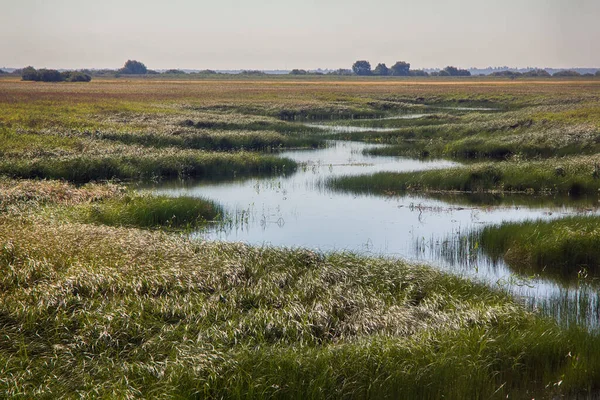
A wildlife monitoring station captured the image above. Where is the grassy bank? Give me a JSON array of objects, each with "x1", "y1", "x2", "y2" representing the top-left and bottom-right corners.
[
  {"x1": 0, "y1": 151, "x2": 296, "y2": 183},
  {"x1": 328, "y1": 156, "x2": 600, "y2": 196},
  {"x1": 0, "y1": 218, "x2": 599, "y2": 398},
  {"x1": 71, "y1": 194, "x2": 222, "y2": 230},
  {"x1": 478, "y1": 216, "x2": 600, "y2": 281}
]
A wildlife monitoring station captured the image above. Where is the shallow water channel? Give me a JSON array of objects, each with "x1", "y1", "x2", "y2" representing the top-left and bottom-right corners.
[{"x1": 152, "y1": 138, "x2": 600, "y2": 329}]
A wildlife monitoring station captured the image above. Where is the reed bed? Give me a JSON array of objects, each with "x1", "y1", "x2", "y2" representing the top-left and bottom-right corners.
[
  {"x1": 72, "y1": 193, "x2": 222, "y2": 229},
  {"x1": 0, "y1": 150, "x2": 295, "y2": 183},
  {"x1": 328, "y1": 155, "x2": 600, "y2": 196},
  {"x1": 477, "y1": 216, "x2": 600, "y2": 280}
]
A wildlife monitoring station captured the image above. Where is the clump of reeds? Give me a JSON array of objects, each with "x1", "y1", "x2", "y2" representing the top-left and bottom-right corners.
[
  {"x1": 74, "y1": 193, "x2": 222, "y2": 229},
  {"x1": 477, "y1": 216, "x2": 600, "y2": 280}
]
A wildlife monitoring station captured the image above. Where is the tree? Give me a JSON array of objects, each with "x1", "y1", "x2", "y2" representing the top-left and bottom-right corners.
[
  {"x1": 352, "y1": 60, "x2": 371, "y2": 76},
  {"x1": 373, "y1": 63, "x2": 389, "y2": 76},
  {"x1": 409, "y1": 69, "x2": 429, "y2": 77},
  {"x1": 164, "y1": 69, "x2": 186, "y2": 74},
  {"x1": 390, "y1": 61, "x2": 410, "y2": 76},
  {"x1": 522, "y1": 69, "x2": 550, "y2": 78},
  {"x1": 328, "y1": 69, "x2": 353, "y2": 76},
  {"x1": 596, "y1": 70, "x2": 600, "y2": 77},
  {"x1": 120, "y1": 60, "x2": 148, "y2": 74},
  {"x1": 290, "y1": 69, "x2": 308, "y2": 75},
  {"x1": 552, "y1": 70, "x2": 580, "y2": 77},
  {"x1": 442, "y1": 66, "x2": 471, "y2": 76},
  {"x1": 490, "y1": 70, "x2": 522, "y2": 78},
  {"x1": 21, "y1": 66, "x2": 40, "y2": 81}
]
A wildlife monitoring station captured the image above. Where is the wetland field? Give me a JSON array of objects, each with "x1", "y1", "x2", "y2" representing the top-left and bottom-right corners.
[{"x1": 1, "y1": 76, "x2": 600, "y2": 398}]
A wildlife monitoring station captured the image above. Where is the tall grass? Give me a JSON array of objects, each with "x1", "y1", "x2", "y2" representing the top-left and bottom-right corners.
[
  {"x1": 478, "y1": 216, "x2": 600, "y2": 280},
  {"x1": 73, "y1": 194, "x2": 222, "y2": 229},
  {"x1": 0, "y1": 151, "x2": 296, "y2": 183},
  {"x1": 328, "y1": 156, "x2": 600, "y2": 196},
  {"x1": 0, "y1": 218, "x2": 599, "y2": 398}
]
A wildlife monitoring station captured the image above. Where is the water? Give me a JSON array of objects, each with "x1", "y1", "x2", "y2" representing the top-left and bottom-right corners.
[
  {"x1": 305, "y1": 114, "x2": 428, "y2": 133},
  {"x1": 151, "y1": 139, "x2": 600, "y2": 328}
]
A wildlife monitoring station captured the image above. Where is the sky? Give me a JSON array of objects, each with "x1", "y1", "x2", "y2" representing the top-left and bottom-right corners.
[{"x1": 1, "y1": 0, "x2": 599, "y2": 70}]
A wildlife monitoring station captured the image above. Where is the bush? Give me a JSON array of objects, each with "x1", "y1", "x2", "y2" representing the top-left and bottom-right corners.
[
  {"x1": 61, "y1": 71, "x2": 92, "y2": 82},
  {"x1": 240, "y1": 70, "x2": 265, "y2": 75},
  {"x1": 490, "y1": 70, "x2": 522, "y2": 78},
  {"x1": 164, "y1": 69, "x2": 186, "y2": 74},
  {"x1": 21, "y1": 67, "x2": 91, "y2": 83}
]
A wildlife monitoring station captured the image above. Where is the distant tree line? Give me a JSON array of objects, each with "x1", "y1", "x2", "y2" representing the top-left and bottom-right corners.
[
  {"x1": 20, "y1": 67, "x2": 91, "y2": 82},
  {"x1": 350, "y1": 60, "x2": 471, "y2": 77},
  {"x1": 11, "y1": 59, "x2": 600, "y2": 79}
]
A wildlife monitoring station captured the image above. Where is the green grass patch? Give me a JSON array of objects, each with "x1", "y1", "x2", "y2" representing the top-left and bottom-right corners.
[
  {"x1": 95, "y1": 129, "x2": 322, "y2": 151},
  {"x1": 0, "y1": 151, "x2": 296, "y2": 183},
  {"x1": 0, "y1": 129, "x2": 83, "y2": 157},
  {"x1": 478, "y1": 216, "x2": 600, "y2": 281},
  {"x1": 328, "y1": 156, "x2": 600, "y2": 196},
  {"x1": 72, "y1": 193, "x2": 222, "y2": 229},
  {"x1": 0, "y1": 219, "x2": 598, "y2": 398}
]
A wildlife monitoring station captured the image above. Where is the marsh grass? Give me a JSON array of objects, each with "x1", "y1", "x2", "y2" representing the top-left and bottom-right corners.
[
  {"x1": 94, "y1": 129, "x2": 322, "y2": 151},
  {"x1": 0, "y1": 218, "x2": 599, "y2": 398},
  {"x1": 0, "y1": 151, "x2": 296, "y2": 183},
  {"x1": 328, "y1": 156, "x2": 600, "y2": 196},
  {"x1": 72, "y1": 193, "x2": 222, "y2": 229},
  {"x1": 477, "y1": 216, "x2": 600, "y2": 280}
]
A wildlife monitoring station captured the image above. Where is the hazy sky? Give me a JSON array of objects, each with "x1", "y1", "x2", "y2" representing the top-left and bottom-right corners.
[{"x1": 1, "y1": 0, "x2": 599, "y2": 70}]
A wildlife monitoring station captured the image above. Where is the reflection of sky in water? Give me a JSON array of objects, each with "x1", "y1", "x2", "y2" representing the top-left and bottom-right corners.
[{"x1": 153, "y1": 140, "x2": 600, "y2": 328}]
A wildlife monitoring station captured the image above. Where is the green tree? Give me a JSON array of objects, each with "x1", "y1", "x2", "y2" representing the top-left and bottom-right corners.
[
  {"x1": 352, "y1": 60, "x2": 371, "y2": 76},
  {"x1": 21, "y1": 66, "x2": 40, "y2": 81},
  {"x1": 409, "y1": 69, "x2": 429, "y2": 77},
  {"x1": 373, "y1": 63, "x2": 389, "y2": 76},
  {"x1": 553, "y1": 70, "x2": 581, "y2": 77},
  {"x1": 522, "y1": 69, "x2": 551, "y2": 77},
  {"x1": 290, "y1": 69, "x2": 308, "y2": 75},
  {"x1": 120, "y1": 60, "x2": 148, "y2": 75},
  {"x1": 390, "y1": 61, "x2": 410, "y2": 76},
  {"x1": 442, "y1": 66, "x2": 471, "y2": 76}
]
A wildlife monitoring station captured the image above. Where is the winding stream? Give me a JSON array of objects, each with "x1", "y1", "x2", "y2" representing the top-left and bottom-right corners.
[{"x1": 152, "y1": 131, "x2": 600, "y2": 328}]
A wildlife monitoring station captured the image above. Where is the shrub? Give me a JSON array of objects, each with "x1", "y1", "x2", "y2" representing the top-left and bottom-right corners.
[
  {"x1": 164, "y1": 69, "x2": 186, "y2": 74},
  {"x1": 61, "y1": 71, "x2": 92, "y2": 82}
]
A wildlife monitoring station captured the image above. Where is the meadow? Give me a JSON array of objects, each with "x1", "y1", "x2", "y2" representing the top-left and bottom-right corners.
[{"x1": 1, "y1": 76, "x2": 600, "y2": 398}]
